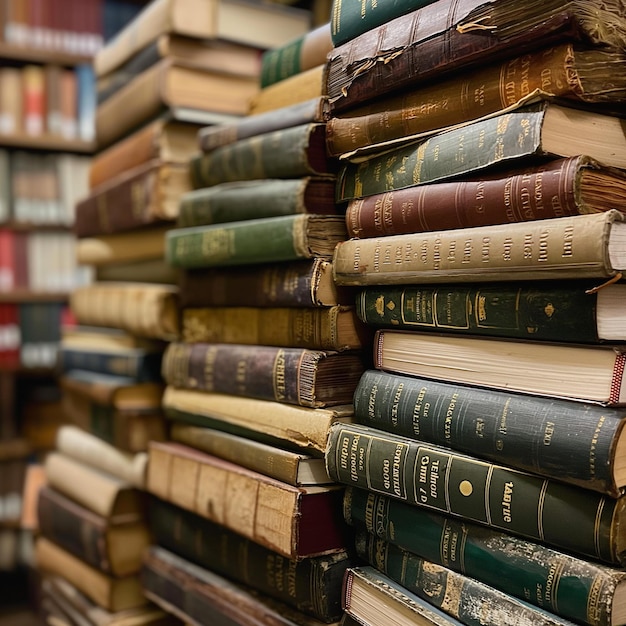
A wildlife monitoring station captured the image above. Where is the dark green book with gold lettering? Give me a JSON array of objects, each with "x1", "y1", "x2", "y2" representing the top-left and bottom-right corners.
[
  {"x1": 344, "y1": 487, "x2": 626, "y2": 626},
  {"x1": 326, "y1": 422, "x2": 626, "y2": 565}
]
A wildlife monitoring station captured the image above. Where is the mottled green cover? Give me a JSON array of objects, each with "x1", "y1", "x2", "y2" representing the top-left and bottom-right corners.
[
  {"x1": 344, "y1": 487, "x2": 626, "y2": 626},
  {"x1": 327, "y1": 423, "x2": 618, "y2": 563},
  {"x1": 261, "y1": 35, "x2": 304, "y2": 87}
]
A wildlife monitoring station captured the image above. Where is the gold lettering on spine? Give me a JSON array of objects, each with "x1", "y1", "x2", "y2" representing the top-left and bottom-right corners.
[
  {"x1": 562, "y1": 225, "x2": 574, "y2": 257},
  {"x1": 589, "y1": 416, "x2": 606, "y2": 479},
  {"x1": 273, "y1": 349, "x2": 286, "y2": 401}
]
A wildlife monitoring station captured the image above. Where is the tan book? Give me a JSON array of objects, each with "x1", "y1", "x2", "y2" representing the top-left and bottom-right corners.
[
  {"x1": 96, "y1": 258, "x2": 180, "y2": 285},
  {"x1": 35, "y1": 537, "x2": 147, "y2": 613},
  {"x1": 96, "y1": 59, "x2": 259, "y2": 149},
  {"x1": 95, "y1": 0, "x2": 311, "y2": 78},
  {"x1": 0, "y1": 67, "x2": 23, "y2": 134},
  {"x1": 248, "y1": 64, "x2": 325, "y2": 116}
]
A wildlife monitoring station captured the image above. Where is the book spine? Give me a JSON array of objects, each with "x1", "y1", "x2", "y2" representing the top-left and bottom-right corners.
[
  {"x1": 198, "y1": 97, "x2": 328, "y2": 152},
  {"x1": 162, "y1": 342, "x2": 323, "y2": 406},
  {"x1": 344, "y1": 487, "x2": 622, "y2": 626},
  {"x1": 190, "y1": 124, "x2": 332, "y2": 188},
  {"x1": 354, "y1": 281, "x2": 602, "y2": 342},
  {"x1": 327, "y1": 423, "x2": 618, "y2": 563},
  {"x1": 59, "y1": 348, "x2": 163, "y2": 382},
  {"x1": 344, "y1": 156, "x2": 587, "y2": 237},
  {"x1": 149, "y1": 498, "x2": 349, "y2": 622},
  {"x1": 332, "y1": 210, "x2": 620, "y2": 286},
  {"x1": 37, "y1": 487, "x2": 111, "y2": 573},
  {"x1": 356, "y1": 533, "x2": 581, "y2": 626},
  {"x1": 326, "y1": 44, "x2": 583, "y2": 156},
  {"x1": 352, "y1": 370, "x2": 622, "y2": 495},
  {"x1": 336, "y1": 107, "x2": 550, "y2": 201}
]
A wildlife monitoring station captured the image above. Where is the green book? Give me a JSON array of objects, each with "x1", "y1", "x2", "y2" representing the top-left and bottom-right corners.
[
  {"x1": 336, "y1": 102, "x2": 626, "y2": 201},
  {"x1": 166, "y1": 214, "x2": 347, "y2": 268},
  {"x1": 326, "y1": 422, "x2": 625, "y2": 565},
  {"x1": 344, "y1": 487, "x2": 626, "y2": 626}
]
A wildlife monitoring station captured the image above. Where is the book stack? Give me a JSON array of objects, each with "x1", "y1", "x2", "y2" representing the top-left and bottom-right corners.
[{"x1": 316, "y1": 1, "x2": 626, "y2": 625}]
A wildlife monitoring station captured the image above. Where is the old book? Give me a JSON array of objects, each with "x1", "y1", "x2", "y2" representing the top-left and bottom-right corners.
[
  {"x1": 70, "y1": 282, "x2": 180, "y2": 341},
  {"x1": 166, "y1": 215, "x2": 347, "y2": 269},
  {"x1": 149, "y1": 497, "x2": 351, "y2": 622},
  {"x1": 261, "y1": 23, "x2": 332, "y2": 88},
  {"x1": 147, "y1": 441, "x2": 347, "y2": 558},
  {"x1": 325, "y1": 0, "x2": 626, "y2": 113},
  {"x1": 76, "y1": 161, "x2": 190, "y2": 237},
  {"x1": 336, "y1": 103, "x2": 626, "y2": 199},
  {"x1": 143, "y1": 546, "x2": 341, "y2": 626},
  {"x1": 354, "y1": 369, "x2": 626, "y2": 496},
  {"x1": 170, "y1": 423, "x2": 331, "y2": 486},
  {"x1": 61, "y1": 325, "x2": 166, "y2": 353},
  {"x1": 197, "y1": 96, "x2": 328, "y2": 152},
  {"x1": 178, "y1": 259, "x2": 351, "y2": 308},
  {"x1": 356, "y1": 537, "x2": 576, "y2": 626},
  {"x1": 326, "y1": 43, "x2": 626, "y2": 157},
  {"x1": 35, "y1": 537, "x2": 147, "y2": 612},
  {"x1": 327, "y1": 422, "x2": 626, "y2": 564},
  {"x1": 94, "y1": 0, "x2": 310, "y2": 78},
  {"x1": 40, "y1": 575, "x2": 173, "y2": 626},
  {"x1": 190, "y1": 123, "x2": 334, "y2": 188},
  {"x1": 96, "y1": 59, "x2": 260, "y2": 149},
  {"x1": 76, "y1": 226, "x2": 170, "y2": 267},
  {"x1": 96, "y1": 258, "x2": 180, "y2": 285},
  {"x1": 162, "y1": 342, "x2": 364, "y2": 407},
  {"x1": 333, "y1": 210, "x2": 626, "y2": 286},
  {"x1": 355, "y1": 279, "x2": 626, "y2": 342},
  {"x1": 345, "y1": 488, "x2": 626, "y2": 626},
  {"x1": 55, "y1": 424, "x2": 149, "y2": 488},
  {"x1": 89, "y1": 118, "x2": 201, "y2": 189},
  {"x1": 344, "y1": 156, "x2": 626, "y2": 238},
  {"x1": 97, "y1": 33, "x2": 262, "y2": 104},
  {"x1": 181, "y1": 305, "x2": 367, "y2": 352},
  {"x1": 177, "y1": 177, "x2": 339, "y2": 228},
  {"x1": 343, "y1": 566, "x2": 464, "y2": 626},
  {"x1": 248, "y1": 64, "x2": 325, "y2": 116},
  {"x1": 374, "y1": 330, "x2": 626, "y2": 406},
  {"x1": 163, "y1": 385, "x2": 353, "y2": 456},
  {"x1": 37, "y1": 486, "x2": 151, "y2": 577},
  {"x1": 44, "y1": 452, "x2": 145, "y2": 523}
]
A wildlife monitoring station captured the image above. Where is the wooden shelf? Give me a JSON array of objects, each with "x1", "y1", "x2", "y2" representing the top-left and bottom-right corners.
[
  {"x1": 0, "y1": 290, "x2": 69, "y2": 303},
  {"x1": 0, "y1": 41, "x2": 92, "y2": 66},
  {"x1": 0, "y1": 132, "x2": 95, "y2": 153},
  {"x1": 0, "y1": 437, "x2": 31, "y2": 461},
  {"x1": 0, "y1": 221, "x2": 72, "y2": 232}
]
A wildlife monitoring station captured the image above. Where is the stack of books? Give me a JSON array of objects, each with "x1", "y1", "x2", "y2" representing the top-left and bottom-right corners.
[{"x1": 317, "y1": 1, "x2": 626, "y2": 625}]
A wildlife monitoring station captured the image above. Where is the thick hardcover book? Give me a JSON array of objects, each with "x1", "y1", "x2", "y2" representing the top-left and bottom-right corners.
[
  {"x1": 96, "y1": 59, "x2": 259, "y2": 149},
  {"x1": 89, "y1": 118, "x2": 200, "y2": 189},
  {"x1": 356, "y1": 535, "x2": 576, "y2": 626},
  {"x1": 198, "y1": 96, "x2": 328, "y2": 152},
  {"x1": 374, "y1": 330, "x2": 626, "y2": 406},
  {"x1": 44, "y1": 452, "x2": 145, "y2": 523},
  {"x1": 35, "y1": 537, "x2": 147, "y2": 613},
  {"x1": 336, "y1": 103, "x2": 626, "y2": 199},
  {"x1": 143, "y1": 546, "x2": 342, "y2": 626},
  {"x1": 326, "y1": 422, "x2": 626, "y2": 564},
  {"x1": 344, "y1": 156, "x2": 626, "y2": 238},
  {"x1": 177, "y1": 178, "x2": 339, "y2": 228},
  {"x1": 325, "y1": 0, "x2": 626, "y2": 112},
  {"x1": 190, "y1": 123, "x2": 334, "y2": 188},
  {"x1": 261, "y1": 23, "x2": 333, "y2": 88},
  {"x1": 148, "y1": 497, "x2": 351, "y2": 622},
  {"x1": 355, "y1": 280, "x2": 626, "y2": 342},
  {"x1": 353, "y1": 369, "x2": 626, "y2": 496},
  {"x1": 345, "y1": 487, "x2": 626, "y2": 626},
  {"x1": 147, "y1": 440, "x2": 348, "y2": 559},
  {"x1": 181, "y1": 305, "x2": 368, "y2": 352},
  {"x1": 333, "y1": 210, "x2": 626, "y2": 286},
  {"x1": 162, "y1": 385, "x2": 353, "y2": 456},
  {"x1": 76, "y1": 160, "x2": 190, "y2": 237},
  {"x1": 94, "y1": 0, "x2": 310, "y2": 78},
  {"x1": 326, "y1": 44, "x2": 626, "y2": 157},
  {"x1": 37, "y1": 486, "x2": 150, "y2": 577},
  {"x1": 166, "y1": 214, "x2": 347, "y2": 268},
  {"x1": 343, "y1": 566, "x2": 464, "y2": 626},
  {"x1": 70, "y1": 282, "x2": 180, "y2": 341},
  {"x1": 171, "y1": 424, "x2": 331, "y2": 486},
  {"x1": 161, "y1": 342, "x2": 364, "y2": 407},
  {"x1": 178, "y1": 259, "x2": 351, "y2": 308}
]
